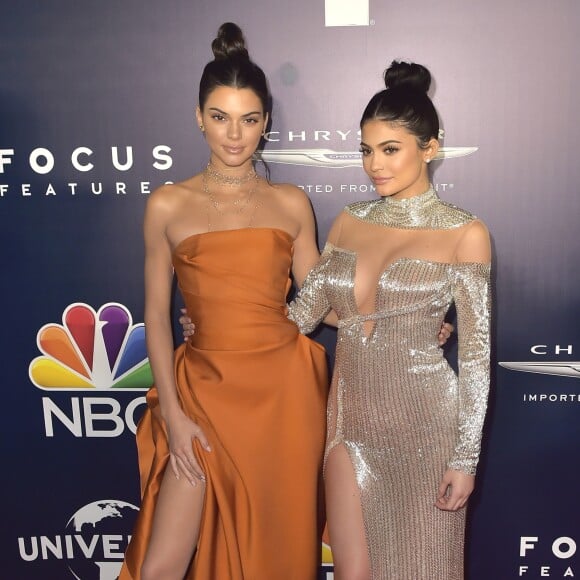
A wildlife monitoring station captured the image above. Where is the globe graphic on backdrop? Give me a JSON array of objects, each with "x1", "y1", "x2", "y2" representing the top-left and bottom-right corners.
[{"x1": 64, "y1": 500, "x2": 138, "y2": 580}]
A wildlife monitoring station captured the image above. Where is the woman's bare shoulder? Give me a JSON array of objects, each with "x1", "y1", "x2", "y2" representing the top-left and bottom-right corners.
[
  {"x1": 268, "y1": 181, "x2": 314, "y2": 214},
  {"x1": 146, "y1": 175, "x2": 203, "y2": 214},
  {"x1": 270, "y1": 181, "x2": 309, "y2": 200},
  {"x1": 455, "y1": 219, "x2": 491, "y2": 263}
]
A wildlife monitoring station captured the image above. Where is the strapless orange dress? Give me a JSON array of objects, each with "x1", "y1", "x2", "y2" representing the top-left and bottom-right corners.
[{"x1": 120, "y1": 228, "x2": 328, "y2": 580}]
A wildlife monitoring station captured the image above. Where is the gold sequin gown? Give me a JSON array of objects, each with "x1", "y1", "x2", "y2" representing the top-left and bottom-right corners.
[{"x1": 289, "y1": 188, "x2": 491, "y2": 580}]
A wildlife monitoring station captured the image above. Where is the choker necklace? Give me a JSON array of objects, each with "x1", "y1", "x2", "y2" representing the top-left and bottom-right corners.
[
  {"x1": 204, "y1": 162, "x2": 257, "y2": 186},
  {"x1": 202, "y1": 172, "x2": 261, "y2": 231},
  {"x1": 346, "y1": 185, "x2": 475, "y2": 230}
]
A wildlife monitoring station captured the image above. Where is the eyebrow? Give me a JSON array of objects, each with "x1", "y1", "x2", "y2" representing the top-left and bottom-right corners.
[
  {"x1": 360, "y1": 139, "x2": 403, "y2": 147},
  {"x1": 208, "y1": 107, "x2": 262, "y2": 117}
]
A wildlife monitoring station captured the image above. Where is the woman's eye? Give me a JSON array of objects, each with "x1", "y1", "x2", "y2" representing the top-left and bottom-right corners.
[
  {"x1": 359, "y1": 148, "x2": 371, "y2": 156},
  {"x1": 384, "y1": 146, "x2": 399, "y2": 154},
  {"x1": 211, "y1": 114, "x2": 225, "y2": 121},
  {"x1": 244, "y1": 118, "x2": 259, "y2": 124}
]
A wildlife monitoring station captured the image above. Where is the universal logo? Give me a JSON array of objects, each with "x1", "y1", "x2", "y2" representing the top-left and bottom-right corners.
[{"x1": 18, "y1": 499, "x2": 138, "y2": 580}]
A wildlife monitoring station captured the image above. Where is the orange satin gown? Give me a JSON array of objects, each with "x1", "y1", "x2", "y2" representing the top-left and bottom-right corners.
[{"x1": 120, "y1": 228, "x2": 328, "y2": 579}]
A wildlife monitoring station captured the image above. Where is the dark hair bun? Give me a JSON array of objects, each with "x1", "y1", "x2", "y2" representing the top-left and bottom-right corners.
[
  {"x1": 383, "y1": 60, "x2": 431, "y2": 93},
  {"x1": 211, "y1": 22, "x2": 249, "y2": 60}
]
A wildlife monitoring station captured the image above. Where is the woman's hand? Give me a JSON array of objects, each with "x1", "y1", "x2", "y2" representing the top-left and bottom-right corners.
[
  {"x1": 435, "y1": 469, "x2": 474, "y2": 511},
  {"x1": 165, "y1": 408, "x2": 211, "y2": 486},
  {"x1": 438, "y1": 322, "x2": 454, "y2": 346},
  {"x1": 179, "y1": 308, "x2": 195, "y2": 341}
]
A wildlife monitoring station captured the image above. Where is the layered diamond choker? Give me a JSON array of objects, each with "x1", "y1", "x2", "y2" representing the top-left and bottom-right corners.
[
  {"x1": 202, "y1": 165, "x2": 261, "y2": 232},
  {"x1": 204, "y1": 162, "x2": 257, "y2": 186},
  {"x1": 202, "y1": 173, "x2": 259, "y2": 216}
]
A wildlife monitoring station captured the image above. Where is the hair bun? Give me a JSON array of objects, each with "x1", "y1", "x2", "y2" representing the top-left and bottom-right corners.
[
  {"x1": 383, "y1": 60, "x2": 431, "y2": 93},
  {"x1": 211, "y1": 22, "x2": 250, "y2": 60}
]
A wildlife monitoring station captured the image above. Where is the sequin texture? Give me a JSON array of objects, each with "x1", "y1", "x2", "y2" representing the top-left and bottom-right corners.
[
  {"x1": 346, "y1": 185, "x2": 475, "y2": 229},
  {"x1": 288, "y1": 187, "x2": 491, "y2": 579}
]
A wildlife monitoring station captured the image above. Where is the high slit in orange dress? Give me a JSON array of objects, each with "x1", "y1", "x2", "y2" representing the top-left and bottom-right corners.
[{"x1": 120, "y1": 227, "x2": 328, "y2": 580}]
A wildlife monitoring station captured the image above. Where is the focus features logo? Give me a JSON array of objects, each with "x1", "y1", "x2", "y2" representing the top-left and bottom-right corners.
[
  {"x1": 519, "y1": 536, "x2": 576, "y2": 577},
  {"x1": 29, "y1": 303, "x2": 151, "y2": 437},
  {"x1": 0, "y1": 145, "x2": 173, "y2": 198},
  {"x1": 18, "y1": 499, "x2": 138, "y2": 580},
  {"x1": 500, "y1": 344, "x2": 580, "y2": 404},
  {"x1": 0, "y1": 146, "x2": 172, "y2": 175}
]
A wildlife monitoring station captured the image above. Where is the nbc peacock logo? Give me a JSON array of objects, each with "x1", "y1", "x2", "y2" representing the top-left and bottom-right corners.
[{"x1": 29, "y1": 302, "x2": 153, "y2": 391}]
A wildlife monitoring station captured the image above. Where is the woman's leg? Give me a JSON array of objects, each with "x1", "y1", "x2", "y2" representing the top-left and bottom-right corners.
[
  {"x1": 325, "y1": 444, "x2": 371, "y2": 580},
  {"x1": 140, "y1": 468, "x2": 206, "y2": 580}
]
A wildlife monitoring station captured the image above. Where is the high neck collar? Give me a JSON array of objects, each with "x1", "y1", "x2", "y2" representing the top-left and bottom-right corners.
[
  {"x1": 376, "y1": 186, "x2": 440, "y2": 228},
  {"x1": 345, "y1": 185, "x2": 476, "y2": 230}
]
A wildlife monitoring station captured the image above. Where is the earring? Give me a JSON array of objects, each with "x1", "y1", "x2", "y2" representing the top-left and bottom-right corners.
[
  {"x1": 199, "y1": 124, "x2": 205, "y2": 132},
  {"x1": 425, "y1": 158, "x2": 431, "y2": 164}
]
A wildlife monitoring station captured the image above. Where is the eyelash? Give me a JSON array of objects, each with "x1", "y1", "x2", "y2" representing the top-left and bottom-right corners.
[
  {"x1": 210, "y1": 115, "x2": 259, "y2": 124},
  {"x1": 359, "y1": 146, "x2": 399, "y2": 156}
]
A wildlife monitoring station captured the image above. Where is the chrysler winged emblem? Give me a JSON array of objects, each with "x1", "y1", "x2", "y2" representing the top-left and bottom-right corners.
[
  {"x1": 257, "y1": 147, "x2": 478, "y2": 168},
  {"x1": 499, "y1": 361, "x2": 580, "y2": 379}
]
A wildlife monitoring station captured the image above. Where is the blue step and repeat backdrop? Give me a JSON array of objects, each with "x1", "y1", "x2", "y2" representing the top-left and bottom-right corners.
[{"x1": 1, "y1": 1, "x2": 579, "y2": 578}]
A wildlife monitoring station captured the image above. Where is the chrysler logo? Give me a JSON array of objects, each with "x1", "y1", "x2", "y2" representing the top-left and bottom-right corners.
[{"x1": 258, "y1": 147, "x2": 477, "y2": 168}]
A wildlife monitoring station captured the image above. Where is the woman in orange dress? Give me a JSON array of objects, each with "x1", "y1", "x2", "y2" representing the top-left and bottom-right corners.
[{"x1": 120, "y1": 23, "x2": 328, "y2": 580}]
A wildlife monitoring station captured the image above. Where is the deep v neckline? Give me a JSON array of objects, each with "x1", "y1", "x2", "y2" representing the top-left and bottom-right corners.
[
  {"x1": 329, "y1": 244, "x2": 450, "y2": 340},
  {"x1": 330, "y1": 245, "x2": 400, "y2": 340}
]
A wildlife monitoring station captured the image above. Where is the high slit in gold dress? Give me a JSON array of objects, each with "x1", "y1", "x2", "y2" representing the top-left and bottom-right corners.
[{"x1": 121, "y1": 227, "x2": 328, "y2": 580}]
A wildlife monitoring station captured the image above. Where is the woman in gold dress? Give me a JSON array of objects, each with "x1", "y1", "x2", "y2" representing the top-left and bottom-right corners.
[{"x1": 289, "y1": 61, "x2": 492, "y2": 579}]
